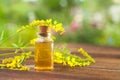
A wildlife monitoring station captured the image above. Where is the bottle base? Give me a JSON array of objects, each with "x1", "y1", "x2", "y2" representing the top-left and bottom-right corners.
[{"x1": 35, "y1": 67, "x2": 53, "y2": 71}]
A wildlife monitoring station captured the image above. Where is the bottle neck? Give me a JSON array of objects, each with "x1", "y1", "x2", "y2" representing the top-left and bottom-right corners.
[
  {"x1": 37, "y1": 32, "x2": 53, "y2": 42},
  {"x1": 38, "y1": 32, "x2": 51, "y2": 38}
]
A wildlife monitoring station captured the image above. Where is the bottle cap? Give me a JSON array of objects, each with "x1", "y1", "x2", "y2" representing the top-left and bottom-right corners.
[
  {"x1": 39, "y1": 26, "x2": 51, "y2": 37},
  {"x1": 39, "y1": 26, "x2": 50, "y2": 33}
]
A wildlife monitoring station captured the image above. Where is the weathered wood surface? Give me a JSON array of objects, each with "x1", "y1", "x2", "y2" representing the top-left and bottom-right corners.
[{"x1": 0, "y1": 43, "x2": 120, "y2": 80}]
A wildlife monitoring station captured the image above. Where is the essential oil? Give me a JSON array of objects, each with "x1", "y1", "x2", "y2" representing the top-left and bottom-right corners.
[{"x1": 34, "y1": 26, "x2": 54, "y2": 71}]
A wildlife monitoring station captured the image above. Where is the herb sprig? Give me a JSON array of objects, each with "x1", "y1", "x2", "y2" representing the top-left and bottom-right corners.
[{"x1": 54, "y1": 45, "x2": 95, "y2": 67}]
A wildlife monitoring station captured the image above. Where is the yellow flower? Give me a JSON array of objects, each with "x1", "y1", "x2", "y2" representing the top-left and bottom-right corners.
[
  {"x1": 78, "y1": 48, "x2": 95, "y2": 63},
  {"x1": 17, "y1": 19, "x2": 65, "y2": 35},
  {"x1": 46, "y1": 19, "x2": 52, "y2": 24},
  {"x1": 30, "y1": 38, "x2": 37, "y2": 45},
  {"x1": 54, "y1": 20, "x2": 57, "y2": 25},
  {"x1": 0, "y1": 64, "x2": 5, "y2": 67},
  {"x1": 20, "y1": 66, "x2": 30, "y2": 71},
  {"x1": 78, "y1": 48, "x2": 84, "y2": 53},
  {"x1": 24, "y1": 52, "x2": 32, "y2": 58},
  {"x1": 6, "y1": 64, "x2": 11, "y2": 68}
]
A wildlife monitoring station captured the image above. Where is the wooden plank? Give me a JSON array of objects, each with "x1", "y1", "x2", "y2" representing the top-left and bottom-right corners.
[
  {"x1": 0, "y1": 43, "x2": 120, "y2": 80},
  {"x1": 0, "y1": 64, "x2": 120, "y2": 80}
]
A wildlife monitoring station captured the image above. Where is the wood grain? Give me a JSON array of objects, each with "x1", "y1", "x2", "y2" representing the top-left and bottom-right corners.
[{"x1": 0, "y1": 43, "x2": 120, "y2": 80}]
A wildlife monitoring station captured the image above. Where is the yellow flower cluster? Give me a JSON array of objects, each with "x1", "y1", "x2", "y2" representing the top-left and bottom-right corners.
[
  {"x1": 54, "y1": 52, "x2": 91, "y2": 67},
  {"x1": 0, "y1": 52, "x2": 31, "y2": 71},
  {"x1": 78, "y1": 48, "x2": 95, "y2": 63},
  {"x1": 17, "y1": 19, "x2": 65, "y2": 35},
  {"x1": 54, "y1": 46, "x2": 95, "y2": 67}
]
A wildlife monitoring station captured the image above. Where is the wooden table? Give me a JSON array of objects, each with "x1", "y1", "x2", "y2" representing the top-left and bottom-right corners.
[{"x1": 0, "y1": 43, "x2": 120, "y2": 80}]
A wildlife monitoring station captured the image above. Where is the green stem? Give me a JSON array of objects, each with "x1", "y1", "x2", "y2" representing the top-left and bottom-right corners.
[
  {"x1": 20, "y1": 55, "x2": 26, "y2": 64},
  {"x1": 0, "y1": 52, "x2": 17, "y2": 57},
  {"x1": 0, "y1": 47, "x2": 33, "y2": 49}
]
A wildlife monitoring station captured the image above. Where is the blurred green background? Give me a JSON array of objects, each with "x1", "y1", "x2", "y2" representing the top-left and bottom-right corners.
[{"x1": 0, "y1": 0, "x2": 120, "y2": 48}]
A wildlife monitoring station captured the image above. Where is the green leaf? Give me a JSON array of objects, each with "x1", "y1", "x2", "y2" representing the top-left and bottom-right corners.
[
  {"x1": 12, "y1": 43, "x2": 19, "y2": 48},
  {"x1": 0, "y1": 31, "x2": 4, "y2": 41}
]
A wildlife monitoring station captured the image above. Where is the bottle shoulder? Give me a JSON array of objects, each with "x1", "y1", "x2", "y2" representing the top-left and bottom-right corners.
[{"x1": 35, "y1": 37, "x2": 53, "y2": 43}]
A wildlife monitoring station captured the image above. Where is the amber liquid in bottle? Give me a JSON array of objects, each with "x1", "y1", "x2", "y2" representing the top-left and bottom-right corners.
[{"x1": 34, "y1": 32, "x2": 53, "y2": 71}]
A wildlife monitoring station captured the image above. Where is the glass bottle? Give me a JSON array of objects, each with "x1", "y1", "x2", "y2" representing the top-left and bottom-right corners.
[{"x1": 34, "y1": 26, "x2": 54, "y2": 71}]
